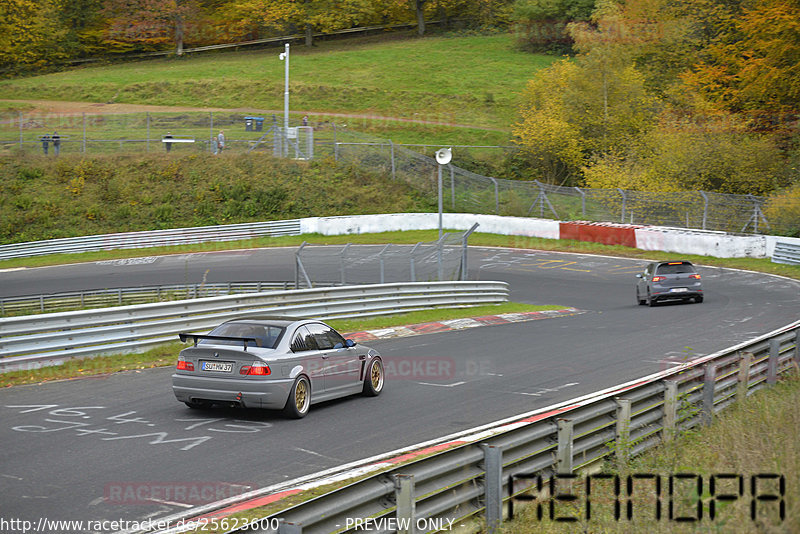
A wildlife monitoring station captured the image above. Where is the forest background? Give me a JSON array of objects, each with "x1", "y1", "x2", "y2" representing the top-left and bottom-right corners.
[{"x1": 1, "y1": 0, "x2": 799, "y2": 235}]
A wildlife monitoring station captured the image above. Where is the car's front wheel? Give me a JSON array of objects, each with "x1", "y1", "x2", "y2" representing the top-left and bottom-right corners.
[
  {"x1": 362, "y1": 358, "x2": 384, "y2": 397},
  {"x1": 283, "y1": 376, "x2": 311, "y2": 419}
]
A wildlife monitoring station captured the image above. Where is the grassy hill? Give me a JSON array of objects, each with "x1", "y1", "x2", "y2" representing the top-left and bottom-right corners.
[
  {"x1": 0, "y1": 33, "x2": 557, "y2": 244},
  {"x1": 0, "y1": 153, "x2": 434, "y2": 244},
  {"x1": 0, "y1": 33, "x2": 556, "y2": 134}
]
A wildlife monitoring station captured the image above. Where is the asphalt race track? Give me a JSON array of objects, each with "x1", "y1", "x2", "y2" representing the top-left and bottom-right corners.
[{"x1": 1, "y1": 246, "x2": 799, "y2": 532}]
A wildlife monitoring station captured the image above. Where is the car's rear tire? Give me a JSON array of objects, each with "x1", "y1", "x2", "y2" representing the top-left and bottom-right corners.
[
  {"x1": 647, "y1": 291, "x2": 657, "y2": 307},
  {"x1": 636, "y1": 289, "x2": 646, "y2": 306},
  {"x1": 695, "y1": 296, "x2": 704, "y2": 303},
  {"x1": 283, "y1": 376, "x2": 311, "y2": 419},
  {"x1": 362, "y1": 358, "x2": 384, "y2": 397}
]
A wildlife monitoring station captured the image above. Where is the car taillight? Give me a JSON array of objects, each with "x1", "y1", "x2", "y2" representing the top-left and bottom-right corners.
[
  {"x1": 690, "y1": 274, "x2": 701, "y2": 279},
  {"x1": 240, "y1": 362, "x2": 271, "y2": 376},
  {"x1": 652, "y1": 276, "x2": 666, "y2": 282},
  {"x1": 176, "y1": 358, "x2": 194, "y2": 371}
]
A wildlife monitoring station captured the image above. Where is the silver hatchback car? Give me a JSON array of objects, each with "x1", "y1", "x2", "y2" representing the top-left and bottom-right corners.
[
  {"x1": 636, "y1": 261, "x2": 703, "y2": 306},
  {"x1": 172, "y1": 317, "x2": 384, "y2": 418}
]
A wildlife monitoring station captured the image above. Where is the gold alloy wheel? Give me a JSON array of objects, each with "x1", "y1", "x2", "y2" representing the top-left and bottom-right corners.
[
  {"x1": 295, "y1": 379, "x2": 308, "y2": 411},
  {"x1": 371, "y1": 360, "x2": 383, "y2": 390}
]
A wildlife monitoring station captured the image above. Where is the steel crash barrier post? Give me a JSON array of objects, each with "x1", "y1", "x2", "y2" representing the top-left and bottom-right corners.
[
  {"x1": 277, "y1": 521, "x2": 302, "y2": 533},
  {"x1": 663, "y1": 380, "x2": 678, "y2": 442},
  {"x1": 768, "y1": 337, "x2": 780, "y2": 384},
  {"x1": 702, "y1": 362, "x2": 718, "y2": 425},
  {"x1": 795, "y1": 330, "x2": 800, "y2": 366},
  {"x1": 395, "y1": 474, "x2": 415, "y2": 534},
  {"x1": 556, "y1": 419, "x2": 574, "y2": 475},
  {"x1": 737, "y1": 351, "x2": 753, "y2": 402},
  {"x1": 615, "y1": 398, "x2": 632, "y2": 466},
  {"x1": 481, "y1": 444, "x2": 503, "y2": 534}
]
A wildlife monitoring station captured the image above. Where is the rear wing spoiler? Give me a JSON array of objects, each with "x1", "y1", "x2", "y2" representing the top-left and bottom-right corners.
[{"x1": 179, "y1": 333, "x2": 260, "y2": 351}]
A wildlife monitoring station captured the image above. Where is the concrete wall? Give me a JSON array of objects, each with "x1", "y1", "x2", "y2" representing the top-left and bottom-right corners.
[
  {"x1": 301, "y1": 213, "x2": 560, "y2": 240},
  {"x1": 300, "y1": 214, "x2": 786, "y2": 259}
]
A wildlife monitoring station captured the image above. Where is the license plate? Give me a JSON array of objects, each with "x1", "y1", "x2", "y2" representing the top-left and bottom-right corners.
[
  {"x1": 201, "y1": 361, "x2": 233, "y2": 372},
  {"x1": 670, "y1": 287, "x2": 688, "y2": 293}
]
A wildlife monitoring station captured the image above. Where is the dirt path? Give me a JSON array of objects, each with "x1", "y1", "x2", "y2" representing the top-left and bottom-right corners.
[{"x1": 0, "y1": 99, "x2": 508, "y2": 131}]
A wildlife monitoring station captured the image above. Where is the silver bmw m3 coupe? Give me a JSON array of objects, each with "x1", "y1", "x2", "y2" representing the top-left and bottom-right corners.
[{"x1": 172, "y1": 317, "x2": 384, "y2": 418}]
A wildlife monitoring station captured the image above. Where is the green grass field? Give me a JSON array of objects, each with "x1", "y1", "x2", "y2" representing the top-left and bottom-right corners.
[{"x1": 0, "y1": 33, "x2": 555, "y2": 132}]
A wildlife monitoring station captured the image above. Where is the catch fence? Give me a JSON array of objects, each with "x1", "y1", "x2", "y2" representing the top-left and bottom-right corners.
[
  {"x1": 1, "y1": 110, "x2": 792, "y2": 234},
  {"x1": 0, "y1": 111, "x2": 318, "y2": 157},
  {"x1": 332, "y1": 131, "x2": 784, "y2": 235},
  {"x1": 294, "y1": 225, "x2": 478, "y2": 288}
]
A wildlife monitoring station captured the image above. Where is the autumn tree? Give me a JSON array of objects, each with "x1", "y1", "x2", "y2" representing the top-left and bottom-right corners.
[
  {"x1": 0, "y1": 0, "x2": 69, "y2": 71},
  {"x1": 512, "y1": 0, "x2": 660, "y2": 184},
  {"x1": 681, "y1": 0, "x2": 800, "y2": 130},
  {"x1": 511, "y1": 0, "x2": 595, "y2": 53},
  {"x1": 103, "y1": 0, "x2": 201, "y2": 54}
]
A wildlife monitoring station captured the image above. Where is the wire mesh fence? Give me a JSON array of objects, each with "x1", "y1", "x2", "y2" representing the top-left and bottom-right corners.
[
  {"x1": 0, "y1": 111, "x2": 307, "y2": 156},
  {"x1": 2, "y1": 109, "x2": 793, "y2": 234},
  {"x1": 333, "y1": 131, "x2": 787, "y2": 235},
  {"x1": 295, "y1": 227, "x2": 477, "y2": 287}
]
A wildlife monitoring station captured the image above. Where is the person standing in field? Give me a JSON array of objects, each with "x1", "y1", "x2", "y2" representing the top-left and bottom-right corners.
[
  {"x1": 41, "y1": 133, "x2": 50, "y2": 155},
  {"x1": 52, "y1": 131, "x2": 61, "y2": 156},
  {"x1": 216, "y1": 130, "x2": 225, "y2": 154}
]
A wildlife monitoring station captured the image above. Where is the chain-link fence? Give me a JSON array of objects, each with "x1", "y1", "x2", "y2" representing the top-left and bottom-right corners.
[
  {"x1": 295, "y1": 225, "x2": 478, "y2": 287},
  {"x1": 333, "y1": 131, "x2": 790, "y2": 235},
  {"x1": 0, "y1": 111, "x2": 322, "y2": 157},
  {"x1": 2, "y1": 110, "x2": 793, "y2": 234}
]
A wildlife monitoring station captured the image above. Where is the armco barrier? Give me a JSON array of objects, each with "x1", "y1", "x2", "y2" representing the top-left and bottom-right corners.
[
  {"x1": 0, "y1": 281, "x2": 310, "y2": 316},
  {"x1": 772, "y1": 241, "x2": 800, "y2": 265},
  {"x1": 155, "y1": 320, "x2": 799, "y2": 534},
  {"x1": 0, "y1": 281, "x2": 508, "y2": 373},
  {"x1": 0, "y1": 219, "x2": 302, "y2": 261},
  {"x1": 1, "y1": 214, "x2": 794, "y2": 261}
]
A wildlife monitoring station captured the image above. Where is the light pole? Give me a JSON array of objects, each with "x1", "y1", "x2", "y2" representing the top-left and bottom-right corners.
[
  {"x1": 279, "y1": 43, "x2": 290, "y2": 156},
  {"x1": 435, "y1": 148, "x2": 452, "y2": 238}
]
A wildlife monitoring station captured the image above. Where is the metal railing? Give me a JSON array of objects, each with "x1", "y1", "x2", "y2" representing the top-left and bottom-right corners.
[
  {"x1": 332, "y1": 133, "x2": 799, "y2": 236},
  {"x1": 294, "y1": 224, "x2": 479, "y2": 287},
  {"x1": 176, "y1": 320, "x2": 799, "y2": 534},
  {"x1": 0, "y1": 219, "x2": 301, "y2": 261},
  {"x1": 0, "y1": 281, "x2": 509, "y2": 373},
  {"x1": 0, "y1": 281, "x2": 325, "y2": 316},
  {"x1": 772, "y1": 241, "x2": 800, "y2": 265}
]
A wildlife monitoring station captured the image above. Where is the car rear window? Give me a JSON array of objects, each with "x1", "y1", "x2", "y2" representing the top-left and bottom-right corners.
[
  {"x1": 656, "y1": 262, "x2": 696, "y2": 275},
  {"x1": 202, "y1": 323, "x2": 284, "y2": 349}
]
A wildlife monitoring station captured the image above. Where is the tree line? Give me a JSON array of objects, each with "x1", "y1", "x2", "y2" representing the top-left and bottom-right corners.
[
  {"x1": 512, "y1": 0, "x2": 800, "y2": 233},
  {"x1": 0, "y1": 0, "x2": 514, "y2": 72}
]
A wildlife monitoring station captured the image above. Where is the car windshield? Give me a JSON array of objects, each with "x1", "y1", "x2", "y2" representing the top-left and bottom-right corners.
[
  {"x1": 656, "y1": 263, "x2": 695, "y2": 275},
  {"x1": 201, "y1": 323, "x2": 284, "y2": 349}
]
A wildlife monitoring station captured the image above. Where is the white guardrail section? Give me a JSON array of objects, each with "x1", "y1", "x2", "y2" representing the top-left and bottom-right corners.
[
  {"x1": 0, "y1": 219, "x2": 302, "y2": 260},
  {"x1": 192, "y1": 321, "x2": 797, "y2": 534},
  {"x1": 0, "y1": 282, "x2": 509, "y2": 373}
]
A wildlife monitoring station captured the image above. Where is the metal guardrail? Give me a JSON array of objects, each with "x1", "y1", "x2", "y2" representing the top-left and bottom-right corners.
[
  {"x1": 0, "y1": 281, "x2": 328, "y2": 316},
  {"x1": 772, "y1": 241, "x2": 800, "y2": 265},
  {"x1": 192, "y1": 320, "x2": 799, "y2": 534},
  {"x1": 0, "y1": 220, "x2": 301, "y2": 261},
  {"x1": 0, "y1": 281, "x2": 509, "y2": 373}
]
